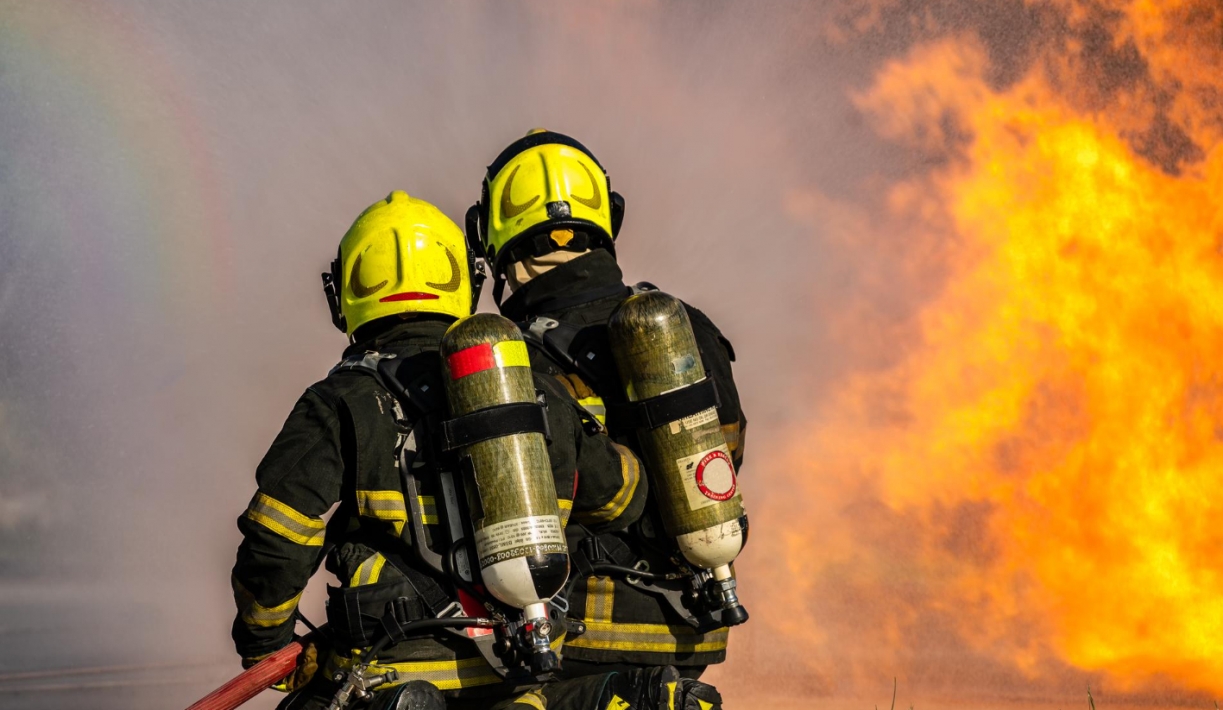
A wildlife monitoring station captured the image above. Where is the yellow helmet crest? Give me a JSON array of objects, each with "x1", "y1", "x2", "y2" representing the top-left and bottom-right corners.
[
  {"x1": 466, "y1": 130, "x2": 625, "y2": 302},
  {"x1": 323, "y1": 191, "x2": 481, "y2": 335}
]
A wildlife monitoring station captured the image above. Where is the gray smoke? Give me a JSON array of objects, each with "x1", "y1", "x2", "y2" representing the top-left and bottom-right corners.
[{"x1": 0, "y1": 1, "x2": 1004, "y2": 708}]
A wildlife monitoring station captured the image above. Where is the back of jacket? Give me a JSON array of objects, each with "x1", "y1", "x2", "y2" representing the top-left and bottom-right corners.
[
  {"x1": 500, "y1": 250, "x2": 748, "y2": 669},
  {"x1": 231, "y1": 317, "x2": 648, "y2": 695}
]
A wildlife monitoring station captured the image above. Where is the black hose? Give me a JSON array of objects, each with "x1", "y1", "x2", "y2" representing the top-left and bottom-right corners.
[
  {"x1": 591, "y1": 563, "x2": 686, "y2": 582},
  {"x1": 367, "y1": 617, "x2": 495, "y2": 663}
]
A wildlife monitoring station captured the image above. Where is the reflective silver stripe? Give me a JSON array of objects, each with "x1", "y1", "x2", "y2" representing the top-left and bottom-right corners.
[
  {"x1": 356, "y1": 490, "x2": 408, "y2": 521},
  {"x1": 585, "y1": 576, "x2": 614, "y2": 624},
  {"x1": 575, "y1": 445, "x2": 640, "y2": 524},
  {"x1": 234, "y1": 578, "x2": 303, "y2": 629},
  {"x1": 326, "y1": 654, "x2": 502, "y2": 691},
  {"x1": 350, "y1": 553, "x2": 387, "y2": 586},
  {"x1": 721, "y1": 423, "x2": 740, "y2": 451},
  {"x1": 565, "y1": 621, "x2": 729, "y2": 653},
  {"x1": 578, "y1": 396, "x2": 607, "y2": 424},
  {"x1": 245, "y1": 493, "x2": 325, "y2": 546}
]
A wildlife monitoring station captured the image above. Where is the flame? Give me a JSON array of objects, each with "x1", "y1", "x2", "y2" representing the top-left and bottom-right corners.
[{"x1": 767, "y1": 0, "x2": 1223, "y2": 698}]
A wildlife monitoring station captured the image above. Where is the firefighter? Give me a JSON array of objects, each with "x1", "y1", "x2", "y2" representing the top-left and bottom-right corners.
[
  {"x1": 231, "y1": 191, "x2": 694, "y2": 709},
  {"x1": 465, "y1": 131, "x2": 747, "y2": 701}
]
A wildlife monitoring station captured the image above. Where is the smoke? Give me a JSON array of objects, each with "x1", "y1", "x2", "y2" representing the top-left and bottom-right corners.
[
  {"x1": 0, "y1": 1, "x2": 1216, "y2": 708},
  {"x1": 0, "y1": 2, "x2": 846, "y2": 707}
]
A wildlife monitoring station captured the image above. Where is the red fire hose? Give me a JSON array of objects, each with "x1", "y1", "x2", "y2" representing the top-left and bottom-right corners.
[{"x1": 186, "y1": 642, "x2": 302, "y2": 710}]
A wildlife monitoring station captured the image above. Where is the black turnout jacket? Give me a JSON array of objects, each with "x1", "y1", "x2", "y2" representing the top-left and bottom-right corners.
[{"x1": 231, "y1": 317, "x2": 647, "y2": 694}]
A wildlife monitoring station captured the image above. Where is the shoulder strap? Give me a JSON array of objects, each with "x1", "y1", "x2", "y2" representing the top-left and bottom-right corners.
[
  {"x1": 521, "y1": 317, "x2": 584, "y2": 371},
  {"x1": 332, "y1": 350, "x2": 463, "y2": 578},
  {"x1": 520, "y1": 316, "x2": 621, "y2": 394},
  {"x1": 605, "y1": 378, "x2": 720, "y2": 431},
  {"x1": 332, "y1": 350, "x2": 448, "y2": 418}
]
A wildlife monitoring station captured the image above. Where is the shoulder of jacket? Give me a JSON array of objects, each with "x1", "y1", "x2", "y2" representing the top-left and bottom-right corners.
[
  {"x1": 680, "y1": 301, "x2": 736, "y2": 363},
  {"x1": 309, "y1": 356, "x2": 388, "y2": 403}
]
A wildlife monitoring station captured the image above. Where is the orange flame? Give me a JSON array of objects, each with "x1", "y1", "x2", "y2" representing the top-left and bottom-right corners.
[{"x1": 766, "y1": 0, "x2": 1223, "y2": 699}]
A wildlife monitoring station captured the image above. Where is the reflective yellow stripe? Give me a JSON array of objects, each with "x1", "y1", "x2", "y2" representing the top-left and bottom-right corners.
[
  {"x1": 698, "y1": 701, "x2": 715, "y2": 710},
  {"x1": 565, "y1": 621, "x2": 729, "y2": 653},
  {"x1": 493, "y1": 340, "x2": 530, "y2": 368},
  {"x1": 557, "y1": 498, "x2": 573, "y2": 527},
  {"x1": 578, "y1": 395, "x2": 607, "y2": 426},
  {"x1": 350, "y1": 552, "x2": 388, "y2": 586},
  {"x1": 245, "y1": 492, "x2": 325, "y2": 546},
  {"x1": 513, "y1": 689, "x2": 548, "y2": 710},
  {"x1": 356, "y1": 490, "x2": 408, "y2": 521},
  {"x1": 667, "y1": 681, "x2": 679, "y2": 710},
  {"x1": 418, "y1": 495, "x2": 439, "y2": 525},
  {"x1": 584, "y1": 576, "x2": 615, "y2": 624},
  {"x1": 326, "y1": 654, "x2": 501, "y2": 691},
  {"x1": 357, "y1": 490, "x2": 408, "y2": 535},
  {"x1": 575, "y1": 444, "x2": 640, "y2": 524},
  {"x1": 721, "y1": 422, "x2": 740, "y2": 453},
  {"x1": 324, "y1": 632, "x2": 565, "y2": 692},
  {"x1": 234, "y1": 579, "x2": 303, "y2": 629}
]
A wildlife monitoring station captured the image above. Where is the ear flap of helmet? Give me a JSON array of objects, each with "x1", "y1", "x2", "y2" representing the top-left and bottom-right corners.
[
  {"x1": 465, "y1": 203, "x2": 490, "y2": 314},
  {"x1": 610, "y1": 191, "x2": 625, "y2": 238},
  {"x1": 322, "y1": 255, "x2": 347, "y2": 333},
  {"x1": 465, "y1": 203, "x2": 485, "y2": 259},
  {"x1": 470, "y1": 260, "x2": 487, "y2": 313}
]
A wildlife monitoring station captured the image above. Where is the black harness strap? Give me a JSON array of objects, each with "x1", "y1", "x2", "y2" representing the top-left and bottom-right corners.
[
  {"x1": 330, "y1": 351, "x2": 463, "y2": 597},
  {"x1": 521, "y1": 318, "x2": 620, "y2": 393},
  {"x1": 379, "y1": 549, "x2": 455, "y2": 617},
  {"x1": 439, "y1": 400, "x2": 551, "y2": 451},
  {"x1": 569, "y1": 528, "x2": 639, "y2": 578},
  {"x1": 517, "y1": 283, "x2": 658, "y2": 396},
  {"x1": 605, "y1": 378, "x2": 720, "y2": 431}
]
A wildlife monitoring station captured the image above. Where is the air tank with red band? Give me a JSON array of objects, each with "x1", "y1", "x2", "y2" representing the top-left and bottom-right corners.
[
  {"x1": 441, "y1": 312, "x2": 568, "y2": 672},
  {"x1": 607, "y1": 291, "x2": 749, "y2": 626}
]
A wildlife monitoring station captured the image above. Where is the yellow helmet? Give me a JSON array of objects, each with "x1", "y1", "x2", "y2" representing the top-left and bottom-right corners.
[
  {"x1": 466, "y1": 130, "x2": 625, "y2": 301},
  {"x1": 322, "y1": 191, "x2": 483, "y2": 335}
]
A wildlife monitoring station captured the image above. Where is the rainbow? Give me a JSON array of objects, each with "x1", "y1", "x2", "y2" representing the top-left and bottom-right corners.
[{"x1": 2, "y1": 1, "x2": 230, "y2": 329}]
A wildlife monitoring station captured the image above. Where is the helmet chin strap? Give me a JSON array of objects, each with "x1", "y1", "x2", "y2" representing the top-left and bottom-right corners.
[
  {"x1": 322, "y1": 253, "x2": 348, "y2": 335},
  {"x1": 492, "y1": 272, "x2": 508, "y2": 308}
]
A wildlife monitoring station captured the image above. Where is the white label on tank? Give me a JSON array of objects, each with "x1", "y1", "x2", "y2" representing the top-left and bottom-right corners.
[
  {"x1": 676, "y1": 445, "x2": 737, "y2": 510},
  {"x1": 474, "y1": 515, "x2": 565, "y2": 568},
  {"x1": 669, "y1": 406, "x2": 719, "y2": 435}
]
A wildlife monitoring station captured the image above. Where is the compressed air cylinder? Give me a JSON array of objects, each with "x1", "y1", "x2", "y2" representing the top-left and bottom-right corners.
[
  {"x1": 607, "y1": 292, "x2": 746, "y2": 572},
  {"x1": 441, "y1": 314, "x2": 569, "y2": 623}
]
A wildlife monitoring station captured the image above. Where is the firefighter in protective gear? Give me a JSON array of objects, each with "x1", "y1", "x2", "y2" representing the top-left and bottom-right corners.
[
  {"x1": 466, "y1": 132, "x2": 747, "y2": 691},
  {"x1": 231, "y1": 191, "x2": 650, "y2": 709}
]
